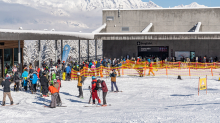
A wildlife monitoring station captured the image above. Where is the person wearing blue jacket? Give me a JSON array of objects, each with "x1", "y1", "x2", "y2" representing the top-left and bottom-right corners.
[
  {"x1": 66, "y1": 64, "x2": 71, "y2": 81},
  {"x1": 30, "y1": 72, "x2": 39, "y2": 94},
  {"x1": 89, "y1": 62, "x2": 93, "y2": 68},
  {"x1": 22, "y1": 69, "x2": 29, "y2": 91}
]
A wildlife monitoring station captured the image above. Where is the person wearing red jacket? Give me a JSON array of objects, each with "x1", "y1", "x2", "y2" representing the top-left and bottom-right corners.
[
  {"x1": 101, "y1": 80, "x2": 108, "y2": 106},
  {"x1": 91, "y1": 76, "x2": 101, "y2": 104}
]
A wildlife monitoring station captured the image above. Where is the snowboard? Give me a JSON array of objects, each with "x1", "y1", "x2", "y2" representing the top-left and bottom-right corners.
[
  {"x1": 1, "y1": 103, "x2": 19, "y2": 107},
  {"x1": 62, "y1": 72, "x2": 66, "y2": 81}
]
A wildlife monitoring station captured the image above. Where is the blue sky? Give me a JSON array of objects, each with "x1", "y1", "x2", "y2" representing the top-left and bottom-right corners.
[{"x1": 142, "y1": 0, "x2": 220, "y2": 8}]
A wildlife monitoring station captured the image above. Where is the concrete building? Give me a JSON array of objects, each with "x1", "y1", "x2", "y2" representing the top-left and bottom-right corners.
[{"x1": 96, "y1": 7, "x2": 220, "y2": 61}]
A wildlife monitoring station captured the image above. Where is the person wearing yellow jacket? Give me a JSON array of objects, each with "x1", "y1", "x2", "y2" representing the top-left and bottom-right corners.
[{"x1": 77, "y1": 72, "x2": 86, "y2": 98}]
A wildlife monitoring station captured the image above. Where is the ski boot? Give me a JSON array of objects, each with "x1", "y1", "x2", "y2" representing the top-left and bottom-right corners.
[
  {"x1": 2, "y1": 101, "x2": 5, "y2": 106},
  {"x1": 10, "y1": 101, "x2": 13, "y2": 105}
]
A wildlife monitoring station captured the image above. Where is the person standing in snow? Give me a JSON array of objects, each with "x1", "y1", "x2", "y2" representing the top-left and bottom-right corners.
[
  {"x1": 40, "y1": 72, "x2": 49, "y2": 97},
  {"x1": 110, "y1": 69, "x2": 119, "y2": 92},
  {"x1": 48, "y1": 84, "x2": 62, "y2": 108},
  {"x1": 13, "y1": 72, "x2": 21, "y2": 92},
  {"x1": 148, "y1": 62, "x2": 155, "y2": 76},
  {"x1": 30, "y1": 72, "x2": 39, "y2": 94},
  {"x1": 22, "y1": 69, "x2": 29, "y2": 91},
  {"x1": 65, "y1": 64, "x2": 71, "y2": 81},
  {"x1": 77, "y1": 72, "x2": 86, "y2": 98},
  {"x1": 101, "y1": 80, "x2": 108, "y2": 106},
  {"x1": 1, "y1": 74, "x2": 13, "y2": 106},
  {"x1": 91, "y1": 76, "x2": 101, "y2": 104}
]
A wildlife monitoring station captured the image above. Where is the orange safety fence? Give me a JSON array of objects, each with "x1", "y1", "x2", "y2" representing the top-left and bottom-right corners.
[{"x1": 66, "y1": 61, "x2": 220, "y2": 80}]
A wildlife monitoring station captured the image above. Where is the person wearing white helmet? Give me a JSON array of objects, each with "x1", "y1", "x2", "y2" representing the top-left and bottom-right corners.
[{"x1": 77, "y1": 72, "x2": 86, "y2": 98}]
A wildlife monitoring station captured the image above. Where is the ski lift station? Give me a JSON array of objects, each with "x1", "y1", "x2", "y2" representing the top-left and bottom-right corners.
[{"x1": 0, "y1": 7, "x2": 220, "y2": 77}]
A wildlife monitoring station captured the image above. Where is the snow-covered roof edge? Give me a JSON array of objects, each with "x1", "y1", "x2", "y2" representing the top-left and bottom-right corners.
[{"x1": 102, "y1": 7, "x2": 220, "y2": 11}]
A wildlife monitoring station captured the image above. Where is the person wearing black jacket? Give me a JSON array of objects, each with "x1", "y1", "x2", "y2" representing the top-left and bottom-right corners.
[
  {"x1": 40, "y1": 72, "x2": 49, "y2": 97},
  {"x1": 13, "y1": 72, "x2": 21, "y2": 92},
  {"x1": 1, "y1": 74, "x2": 13, "y2": 106}
]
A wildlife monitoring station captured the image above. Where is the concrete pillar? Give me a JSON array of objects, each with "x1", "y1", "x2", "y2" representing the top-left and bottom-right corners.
[
  {"x1": 95, "y1": 40, "x2": 97, "y2": 60},
  {"x1": 87, "y1": 40, "x2": 89, "y2": 62},
  {"x1": 39, "y1": 40, "x2": 41, "y2": 68},
  {"x1": 79, "y1": 40, "x2": 81, "y2": 63},
  {"x1": 18, "y1": 40, "x2": 21, "y2": 64},
  {"x1": 55, "y1": 40, "x2": 57, "y2": 63},
  {"x1": 61, "y1": 40, "x2": 63, "y2": 62}
]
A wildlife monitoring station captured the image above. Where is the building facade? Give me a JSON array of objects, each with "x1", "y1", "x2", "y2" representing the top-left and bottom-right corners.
[{"x1": 97, "y1": 8, "x2": 220, "y2": 60}]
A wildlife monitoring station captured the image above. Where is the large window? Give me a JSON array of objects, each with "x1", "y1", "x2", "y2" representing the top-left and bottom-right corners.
[
  {"x1": 4, "y1": 49, "x2": 13, "y2": 72},
  {"x1": 14, "y1": 48, "x2": 22, "y2": 66}
]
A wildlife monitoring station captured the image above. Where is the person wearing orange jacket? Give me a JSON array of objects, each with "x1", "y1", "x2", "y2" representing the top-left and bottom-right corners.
[
  {"x1": 148, "y1": 62, "x2": 155, "y2": 76},
  {"x1": 48, "y1": 84, "x2": 62, "y2": 108},
  {"x1": 91, "y1": 76, "x2": 101, "y2": 104}
]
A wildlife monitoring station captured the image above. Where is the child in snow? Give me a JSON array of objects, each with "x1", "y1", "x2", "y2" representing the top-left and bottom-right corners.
[
  {"x1": 48, "y1": 84, "x2": 62, "y2": 108},
  {"x1": 1, "y1": 74, "x2": 13, "y2": 106},
  {"x1": 101, "y1": 80, "x2": 108, "y2": 106},
  {"x1": 91, "y1": 76, "x2": 101, "y2": 104}
]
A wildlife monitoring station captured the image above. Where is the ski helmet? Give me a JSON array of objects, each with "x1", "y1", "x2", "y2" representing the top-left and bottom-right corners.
[
  {"x1": 77, "y1": 72, "x2": 80, "y2": 76},
  {"x1": 92, "y1": 76, "x2": 96, "y2": 80}
]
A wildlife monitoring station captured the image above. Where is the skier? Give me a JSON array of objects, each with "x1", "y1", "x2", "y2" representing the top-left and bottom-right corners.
[
  {"x1": 22, "y1": 69, "x2": 29, "y2": 91},
  {"x1": 110, "y1": 69, "x2": 119, "y2": 92},
  {"x1": 77, "y1": 72, "x2": 86, "y2": 98},
  {"x1": 101, "y1": 80, "x2": 108, "y2": 106},
  {"x1": 40, "y1": 72, "x2": 49, "y2": 97},
  {"x1": 1, "y1": 74, "x2": 13, "y2": 106},
  {"x1": 30, "y1": 72, "x2": 39, "y2": 94},
  {"x1": 148, "y1": 62, "x2": 155, "y2": 76},
  {"x1": 48, "y1": 84, "x2": 62, "y2": 108},
  {"x1": 13, "y1": 71, "x2": 21, "y2": 92},
  {"x1": 91, "y1": 76, "x2": 101, "y2": 104}
]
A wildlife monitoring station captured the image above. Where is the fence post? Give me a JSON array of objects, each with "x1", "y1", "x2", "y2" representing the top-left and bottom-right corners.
[
  {"x1": 144, "y1": 62, "x2": 146, "y2": 76},
  {"x1": 189, "y1": 67, "x2": 191, "y2": 78},
  {"x1": 166, "y1": 65, "x2": 168, "y2": 77},
  {"x1": 100, "y1": 66, "x2": 103, "y2": 78},
  {"x1": 211, "y1": 66, "x2": 213, "y2": 77}
]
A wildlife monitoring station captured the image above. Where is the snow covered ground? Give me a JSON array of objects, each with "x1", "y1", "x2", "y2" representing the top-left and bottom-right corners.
[{"x1": 0, "y1": 75, "x2": 220, "y2": 122}]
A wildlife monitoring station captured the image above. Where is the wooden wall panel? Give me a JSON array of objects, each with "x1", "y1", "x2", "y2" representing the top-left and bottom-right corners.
[{"x1": 0, "y1": 40, "x2": 24, "y2": 49}]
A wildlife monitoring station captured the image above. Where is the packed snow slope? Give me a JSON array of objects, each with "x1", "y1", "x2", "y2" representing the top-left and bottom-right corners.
[{"x1": 0, "y1": 75, "x2": 220, "y2": 122}]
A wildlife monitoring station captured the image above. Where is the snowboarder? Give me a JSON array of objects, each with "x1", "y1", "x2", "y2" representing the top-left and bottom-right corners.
[
  {"x1": 48, "y1": 84, "x2": 62, "y2": 108},
  {"x1": 77, "y1": 72, "x2": 86, "y2": 98},
  {"x1": 40, "y1": 72, "x2": 49, "y2": 97},
  {"x1": 91, "y1": 76, "x2": 101, "y2": 104},
  {"x1": 110, "y1": 69, "x2": 119, "y2": 92},
  {"x1": 22, "y1": 69, "x2": 29, "y2": 91},
  {"x1": 1, "y1": 74, "x2": 13, "y2": 106},
  {"x1": 30, "y1": 72, "x2": 39, "y2": 94},
  {"x1": 101, "y1": 80, "x2": 108, "y2": 106}
]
